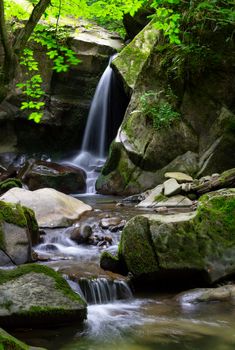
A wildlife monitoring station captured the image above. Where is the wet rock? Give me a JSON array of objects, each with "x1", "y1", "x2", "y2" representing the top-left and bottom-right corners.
[
  {"x1": 163, "y1": 178, "x2": 182, "y2": 196},
  {"x1": 0, "y1": 201, "x2": 39, "y2": 266},
  {"x1": 119, "y1": 189, "x2": 235, "y2": 288},
  {"x1": 0, "y1": 264, "x2": 87, "y2": 328},
  {"x1": 0, "y1": 187, "x2": 92, "y2": 228},
  {"x1": 100, "y1": 216, "x2": 123, "y2": 229},
  {"x1": 0, "y1": 328, "x2": 46, "y2": 350},
  {"x1": 100, "y1": 249, "x2": 128, "y2": 275},
  {"x1": 70, "y1": 224, "x2": 93, "y2": 243},
  {"x1": 177, "y1": 285, "x2": 235, "y2": 304},
  {"x1": 154, "y1": 195, "x2": 193, "y2": 208},
  {"x1": 0, "y1": 177, "x2": 22, "y2": 195},
  {"x1": 19, "y1": 160, "x2": 86, "y2": 194}
]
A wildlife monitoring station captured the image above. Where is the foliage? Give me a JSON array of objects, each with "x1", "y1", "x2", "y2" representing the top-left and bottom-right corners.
[
  {"x1": 140, "y1": 89, "x2": 180, "y2": 130},
  {"x1": 16, "y1": 25, "x2": 81, "y2": 122}
]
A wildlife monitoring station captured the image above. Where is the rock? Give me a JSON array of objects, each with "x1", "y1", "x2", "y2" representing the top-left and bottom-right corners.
[
  {"x1": 177, "y1": 285, "x2": 235, "y2": 304},
  {"x1": 118, "y1": 189, "x2": 235, "y2": 288},
  {"x1": 100, "y1": 250, "x2": 128, "y2": 275},
  {"x1": 69, "y1": 224, "x2": 92, "y2": 243},
  {"x1": 113, "y1": 21, "x2": 159, "y2": 92},
  {"x1": 100, "y1": 217, "x2": 123, "y2": 229},
  {"x1": 137, "y1": 185, "x2": 163, "y2": 208},
  {"x1": 0, "y1": 264, "x2": 87, "y2": 328},
  {"x1": 154, "y1": 195, "x2": 193, "y2": 208},
  {"x1": 0, "y1": 178, "x2": 22, "y2": 195},
  {"x1": 164, "y1": 172, "x2": 193, "y2": 183},
  {"x1": 19, "y1": 160, "x2": 86, "y2": 194},
  {"x1": 0, "y1": 188, "x2": 92, "y2": 228},
  {"x1": 0, "y1": 201, "x2": 39, "y2": 266},
  {"x1": 0, "y1": 328, "x2": 46, "y2": 350},
  {"x1": 163, "y1": 178, "x2": 181, "y2": 196}
]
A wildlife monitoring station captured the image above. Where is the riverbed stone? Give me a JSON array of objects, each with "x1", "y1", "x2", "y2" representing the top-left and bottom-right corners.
[
  {"x1": 164, "y1": 172, "x2": 193, "y2": 183},
  {"x1": 118, "y1": 189, "x2": 235, "y2": 287},
  {"x1": 154, "y1": 195, "x2": 193, "y2": 208},
  {"x1": 0, "y1": 188, "x2": 92, "y2": 228},
  {"x1": 177, "y1": 285, "x2": 235, "y2": 304},
  {"x1": 137, "y1": 185, "x2": 163, "y2": 208},
  {"x1": 163, "y1": 178, "x2": 181, "y2": 196},
  {"x1": 0, "y1": 264, "x2": 87, "y2": 328},
  {"x1": 0, "y1": 201, "x2": 39, "y2": 266}
]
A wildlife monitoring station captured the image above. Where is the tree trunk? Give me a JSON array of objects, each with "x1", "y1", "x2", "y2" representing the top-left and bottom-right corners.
[{"x1": 13, "y1": 0, "x2": 51, "y2": 54}]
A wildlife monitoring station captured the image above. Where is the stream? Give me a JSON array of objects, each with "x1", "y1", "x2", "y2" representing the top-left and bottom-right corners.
[{"x1": 11, "y1": 195, "x2": 235, "y2": 350}]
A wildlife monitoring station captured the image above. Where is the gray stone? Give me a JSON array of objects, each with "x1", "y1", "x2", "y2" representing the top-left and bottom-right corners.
[
  {"x1": 0, "y1": 188, "x2": 92, "y2": 228},
  {"x1": 164, "y1": 172, "x2": 193, "y2": 183},
  {"x1": 163, "y1": 178, "x2": 181, "y2": 196},
  {"x1": 0, "y1": 264, "x2": 87, "y2": 328},
  {"x1": 154, "y1": 195, "x2": 193, "y2": 208},
  {"x1": 137, "y1": 185, "x2": 163, "y2": 208}
]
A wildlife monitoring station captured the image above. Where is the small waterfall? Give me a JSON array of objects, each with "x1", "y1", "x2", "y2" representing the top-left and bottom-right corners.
[
  {"x1": 66, "y1": 55, "x2": 129, "y2": 194},
  {"x1": 78, "y1": 277, "x2": 133, "y2": 304}
]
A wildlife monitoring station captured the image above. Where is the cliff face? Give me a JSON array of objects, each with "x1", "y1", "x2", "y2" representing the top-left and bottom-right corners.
[
  {"x1": 96, "y1": 21, "x2": 235, "y2": 195},
  {"x1": 0, "y1": 21, "x2": 123, "y2": 155}
]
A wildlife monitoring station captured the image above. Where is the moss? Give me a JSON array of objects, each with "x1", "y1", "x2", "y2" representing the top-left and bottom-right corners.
[
  {"x1": 0, "y1": 264, "x2": 86, "y2": 306},
  {"x1": 0, "y1": 201, "x2": 27, "y2": 228},
  {"x1": 119, "y1": 216, "x2": 158, "y2": 277},
  {"x1": 22, "y1": 206, "x2": 39, "y2": 245},
  {"x1": 218, "y1": 168, "x2": 235, "y2": 185},
  {"x1": 0, "y1": 328, "x2": 29, "y2": 350},
  {"x1": 154, "y1": 194, "x2": 167, "y2": 202},
  {"x1": 102, "y1": 142, "x2": 122, "y2": 176},
  {"x1": 0, "y1": 178, "x2": 22, "y2": 194}
]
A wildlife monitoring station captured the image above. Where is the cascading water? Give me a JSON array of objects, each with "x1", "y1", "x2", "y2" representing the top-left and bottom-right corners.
[{"x1": 66, "y1": 55, "x2": 129, "y2": 194}]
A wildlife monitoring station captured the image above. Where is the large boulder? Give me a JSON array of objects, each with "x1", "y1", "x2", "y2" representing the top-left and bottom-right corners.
[
  {"x1": 97, "y1": 17, "x2": 235, "y2": 196},
  {"x1": 0, "y1": 201, "x2": 39, "y2": 266},
  {"x1": 0, "y1": 188, "x2": 92, "y2": 228},
  {"x1": 0, "y1": 264, "x2": 87, "y2": 328},
  {"x1": 19, "y1": 160, "x2": 86, "y2": 194},
  {"x1": 118, "y1": 189, "x2": 235, "y2": 288}
]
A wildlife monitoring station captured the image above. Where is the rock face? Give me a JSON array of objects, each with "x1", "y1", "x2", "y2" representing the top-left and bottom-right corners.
[
  {"x1": 96, "y1": 19, "x2": 235, "y2": 195},
  {"x1": 19, "y1": 160, "x2": 86, "y2": 194},
  {"x1": 0, "y1": 201, "x2": 39, "y2": 266},
  {"x1": 0, "y1": 264, "x2": 87, "y2": 328},
  {"x1": 0, "y1": 187, "x2": 92, "y2": 228},
  {"x1": 0, "y1": 21, "x2": 123, "y2": 154},
  {"x1": 118, "y1": 189, "x2": 235, "y2": 288}
]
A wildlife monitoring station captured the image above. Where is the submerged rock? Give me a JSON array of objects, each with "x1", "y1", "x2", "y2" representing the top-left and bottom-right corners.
[
  {"x1": 0, "y1": 188, "x2": 92, "y2": 228},
  {"x1": 0, "y1": 264, "x2": 87, "y2": 328},
  {"x1": 177, "y1": 285, "x2": 235, "y2": 304},
  {"x1": 118, "y1": 189, "x2": 235, "y2": 289}
]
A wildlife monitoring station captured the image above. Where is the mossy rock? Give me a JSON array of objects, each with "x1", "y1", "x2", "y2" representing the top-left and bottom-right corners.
[
  {"x1": 0, "y1": 178, "x2": 22, "y2": 195},
  {"x1": 100, "y1": 251, "x2": 128, "y2": 275},
  {"x1": 119, "y1": 189, "x2": 235, "y2": 288},
  {"x1": 0, "y1": 328, "x2": 46, "y2": 350},
  {"x1": 0, "y1": 201, "x2": 39, "y2": 265},
  {"x1": 0, "y1": 264, "x2": 87, "y2": 328},
  {"x1": 119, "y1": 216, "x2": 159, "y2": 278}
]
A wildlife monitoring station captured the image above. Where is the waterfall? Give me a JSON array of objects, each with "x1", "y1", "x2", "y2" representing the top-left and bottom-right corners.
[
  {"x1": 78, "y1": 277, "x2": 133, "y2": 304},
  {"x1": 66, "y1": 55, "x2": 129, "y2": 194}
]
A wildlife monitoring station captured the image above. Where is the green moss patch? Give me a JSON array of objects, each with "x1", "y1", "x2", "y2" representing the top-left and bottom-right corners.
[
  {"x1": 0, "y1": 264, "x2": 86, "y2": 306},
  {"x1": 0, "y1": 328, "x2": 29, "y2": 350}
]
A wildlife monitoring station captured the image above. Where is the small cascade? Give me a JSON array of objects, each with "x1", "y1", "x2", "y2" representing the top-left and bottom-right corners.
[
  {"x1": 66, "y1": 55, "x2": 129, "y2": 194},
  {"x1": 78, "y1": 277, "x2": 133, "y2": 304}
]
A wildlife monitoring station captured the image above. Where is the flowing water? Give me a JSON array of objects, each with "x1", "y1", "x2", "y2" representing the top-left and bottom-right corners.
[
  {"x1": 65, "y1": 56, "x2": 128, "y2": 194},
  {"x1": 12, "y1": 196, "x2": 235, "y2": 350}
]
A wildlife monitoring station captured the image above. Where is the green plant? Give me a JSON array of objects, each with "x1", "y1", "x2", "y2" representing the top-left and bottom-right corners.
[{"x1": 140, "y1": 90, "x2": 180, "y2": 130}]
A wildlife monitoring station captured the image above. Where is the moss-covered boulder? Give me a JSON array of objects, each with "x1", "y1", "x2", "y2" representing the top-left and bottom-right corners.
[
  {"x1": 0, "y1": 201, "x2": 39, "y2": 266},
  {"x1": 0, "y1": 328, "x2": 46, "y2": 350},
  {"x1": 0, "y1": 264, "x2": 87, "y2": 328},
  {"x1": 118, "y1": 189, "x2": 235, "y2": 288},
  {"x1": 0, "y1": 187, "x2": 92, "y2": 228}
]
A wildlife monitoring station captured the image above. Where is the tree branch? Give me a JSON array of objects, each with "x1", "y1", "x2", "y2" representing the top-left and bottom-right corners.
[{"x1": 13, "y1": 0, "x2": 51, "y2": 53}]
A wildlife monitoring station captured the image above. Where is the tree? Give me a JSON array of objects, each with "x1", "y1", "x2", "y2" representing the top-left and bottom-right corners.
[{"x1": 0, "y1": 0, "x2": 51, "y2": 86}]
